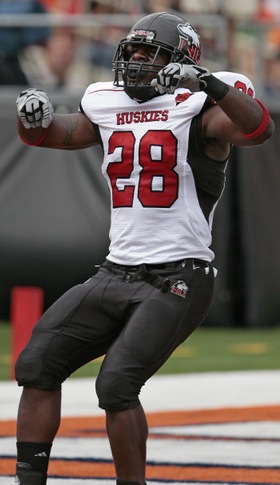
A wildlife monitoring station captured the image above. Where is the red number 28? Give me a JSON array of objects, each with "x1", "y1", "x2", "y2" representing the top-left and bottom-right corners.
[{"x1": 107, "y1": 130, "x2": 179, "y2": 208}]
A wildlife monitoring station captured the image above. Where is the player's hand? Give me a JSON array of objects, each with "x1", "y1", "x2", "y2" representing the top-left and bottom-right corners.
[
  {"x1": 151, "y1": 63, "x2": 211, "y2": 94},
  {"x1": 16, "y1": 88, "x2": 54, "y2": 129}
]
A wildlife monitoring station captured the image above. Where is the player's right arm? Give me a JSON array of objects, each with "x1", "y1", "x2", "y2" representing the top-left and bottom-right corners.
[{"x1": 16, "y1": 88, "x2": 100, "y2": 150}]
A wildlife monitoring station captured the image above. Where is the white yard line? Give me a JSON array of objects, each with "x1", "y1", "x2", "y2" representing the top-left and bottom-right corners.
[
  {"x1": 1, "y1": 371, "x2": 280, "y2": 485},
  {"x1": 1, "y1": 370, "x2": 280, "y2": 420}
]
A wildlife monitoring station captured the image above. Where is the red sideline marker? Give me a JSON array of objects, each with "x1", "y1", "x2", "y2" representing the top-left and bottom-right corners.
[{"x1": 10, "y1": 286, "x2": 43, "y2": 379}]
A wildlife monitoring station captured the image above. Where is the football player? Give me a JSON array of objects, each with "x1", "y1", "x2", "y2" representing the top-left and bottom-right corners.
[{"x1": 14, "y1": 11, "x2": 274, "y2": 485}]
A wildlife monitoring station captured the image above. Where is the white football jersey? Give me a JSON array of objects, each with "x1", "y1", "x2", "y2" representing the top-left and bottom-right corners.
[{"x1": 80, "y1": 72, "x2": 255, "y2": 265}]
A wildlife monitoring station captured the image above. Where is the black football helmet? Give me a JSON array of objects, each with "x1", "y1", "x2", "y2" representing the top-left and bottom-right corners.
[{"x1": 112, "y1": 11, "x2": 202, "y2": 102}]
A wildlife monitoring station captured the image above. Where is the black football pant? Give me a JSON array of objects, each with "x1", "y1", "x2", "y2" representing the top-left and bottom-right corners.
[{"x1": 15, "y1": 258, "x2": 215, "y2": 411}]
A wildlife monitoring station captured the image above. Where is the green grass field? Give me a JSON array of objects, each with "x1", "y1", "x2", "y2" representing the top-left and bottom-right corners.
[{"x1": 1, "y1": 320, "x2": 280, "y2": 381}]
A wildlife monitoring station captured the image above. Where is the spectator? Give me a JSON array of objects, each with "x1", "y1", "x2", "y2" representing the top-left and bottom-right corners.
[
  {"x1": 255, "y1": 0, "x2": 280, "y2": 96},
  {"x1": 86, "y1": 0, "x2": 130, "y2": 76},
  {"x1": 262, "y1": 26, "x2": 280, "y2": 96},
  {"x1": 20, "y1": 27, "x2": 87, "y2": 90},
  {"x1": 264, "y1": 49, "x2": 280, "y2": 96},
  {"x1": 143, "y1": 0, "x2": 181, "y2": 13},
  {"x1": 256, "y1": 0, "x2": 280, "y2": 21},
  {"x1": 179, "y1": 0, "x2": 220, "y2": 14},
  {"x1": 39, "y1": 0, "x2": 84, "y2": 13},
  {"x1": 0, "y1": 0, "x2": 49, "y2": 85}
]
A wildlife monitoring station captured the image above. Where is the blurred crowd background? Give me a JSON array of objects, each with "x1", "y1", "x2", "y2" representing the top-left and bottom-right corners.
[
  {"x1": 1, "y1": 0, "x2": 280, "y2": 327},
  {"x1": 1, "y1": 0, "x2": 280, "y2": 102}
]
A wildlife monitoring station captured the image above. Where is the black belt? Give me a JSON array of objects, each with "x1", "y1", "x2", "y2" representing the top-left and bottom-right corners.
[
  {"x1": 106, "y1": 258, "x2": 208, "y2": 272},
  {"x1": 105, "y1": 258, "x2": 209, "y2": 292}
]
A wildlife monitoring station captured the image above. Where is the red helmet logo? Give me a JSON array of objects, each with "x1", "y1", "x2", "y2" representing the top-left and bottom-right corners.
[{"x1": 177, "y1": 22, "x2": 201, "y2": 64}]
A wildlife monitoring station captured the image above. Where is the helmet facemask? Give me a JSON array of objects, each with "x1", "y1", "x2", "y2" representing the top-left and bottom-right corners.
[
  {"x1": 113, "y1": 38, "x2": 172, "y2": 102},
  {"x1": 112, "y1": 13, "x2": 202, "y2": 102}
]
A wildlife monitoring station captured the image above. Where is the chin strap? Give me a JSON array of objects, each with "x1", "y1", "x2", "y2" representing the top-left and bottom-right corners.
[{"x1": 124, "y1": 85, "x2": 161, "y2": 102}]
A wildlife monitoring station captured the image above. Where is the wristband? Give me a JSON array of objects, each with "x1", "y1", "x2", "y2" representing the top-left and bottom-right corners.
[
  {"x1": 202, "y1": 74, "x2": 229, "y2": 102},
  {"x1": 19, "y1": 125, "x2": 51, "y2": 146},
  {"x1": 242, "y1": 99, "x2": 270, "y2": 140}
]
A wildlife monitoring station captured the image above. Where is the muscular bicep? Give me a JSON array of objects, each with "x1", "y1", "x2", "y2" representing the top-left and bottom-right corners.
[
  {"x1": 202, "y1": 87, "x2": 274, "y2": 148},
  {"x1": 42, "y1": 112, "x2": 100, "y2": 149},
  {"x1": 202, "y1": 105, "x2": 252, "y2": 148},
  {"x1": 17, "y1": 112, "x2": 100, "y2": 149}
]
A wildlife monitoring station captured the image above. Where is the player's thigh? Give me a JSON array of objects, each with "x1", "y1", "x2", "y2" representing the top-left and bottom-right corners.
[
  {"x1": 124, "y1": 264, "x2": 214, "y2": 367},
  {"x1": 15, "y1": 274, "x2": 117, "y2": 389},
  {"x1": 98, "y1": 263, "x2": 215, "y2": 393}
]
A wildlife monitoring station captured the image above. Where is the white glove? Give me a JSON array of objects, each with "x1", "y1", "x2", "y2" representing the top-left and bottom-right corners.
[
  {"x1": 151, "y1": 63, "x2": 211, "y2": 94},
  {"x1": 16, "y1": 88, "x2": 54, "y2": 129}
]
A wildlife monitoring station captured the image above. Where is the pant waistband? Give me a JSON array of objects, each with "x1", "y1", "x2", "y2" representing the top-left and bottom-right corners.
[
  {"x1": 105, "y1": 258, "x2": 208, "y2": 273},
  {"x1": 104, "y1": 259, "x2": 210, "y2": 293}
]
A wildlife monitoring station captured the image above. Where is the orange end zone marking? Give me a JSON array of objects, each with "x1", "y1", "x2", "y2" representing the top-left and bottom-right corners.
[
  {"x1": 2, "y1": 405, "x2": 280, "y2": 484},
  {"x1": 2, "y1": 457, "x2": 280, "y2": 484},
  {"x1": 1, "y1": 405, "x2": 280, "y2": 437}
]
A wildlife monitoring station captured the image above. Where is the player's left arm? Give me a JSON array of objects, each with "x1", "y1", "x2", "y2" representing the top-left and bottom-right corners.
[
  {"x1": 153, "y1": 64, "x2": 274, "y2": 147},
  {"x1": 202, "y1": 83, "x2": 274, "y2": 147}
]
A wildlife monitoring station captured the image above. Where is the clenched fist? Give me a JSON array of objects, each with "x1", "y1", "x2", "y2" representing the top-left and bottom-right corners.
[
  {"x1": 151, "y1": 63, "x2": 211, "y2": 94},
  {"x1": 16, "y1": 88, "x2": 54, "y2": 129}
]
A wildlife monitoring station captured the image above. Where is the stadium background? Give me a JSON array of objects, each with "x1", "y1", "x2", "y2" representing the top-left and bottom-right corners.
[
  {"x1": 1, "y1": 4, "x2": 280, "y2": 485},
  {"x1": 1, "y1": 0, "x2": 280, "y2": 328}
]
